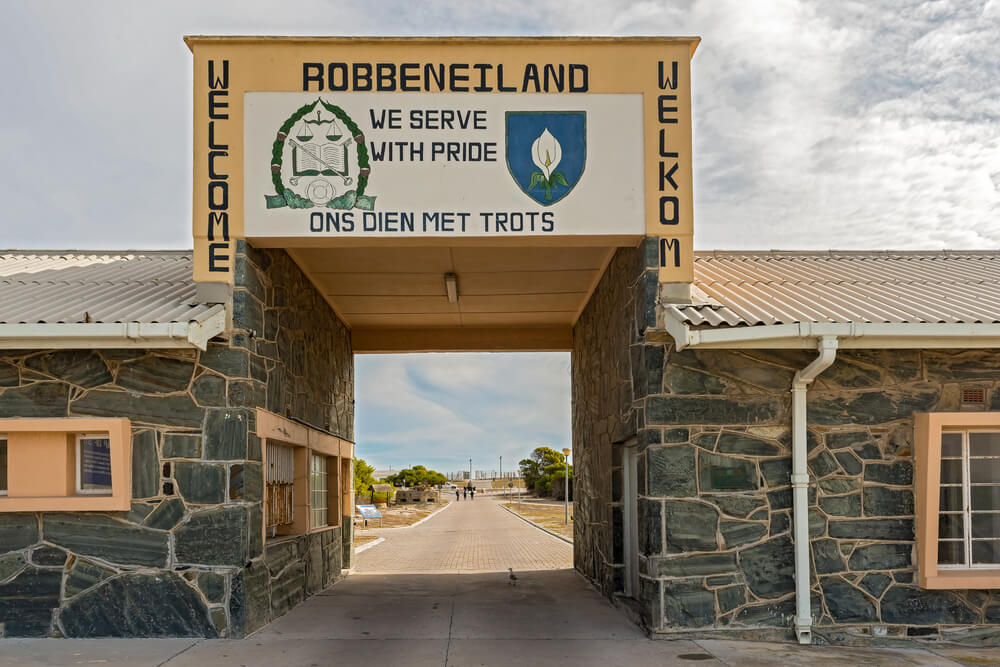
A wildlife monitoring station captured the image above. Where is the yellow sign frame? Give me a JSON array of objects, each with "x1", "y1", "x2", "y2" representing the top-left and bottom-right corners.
[{"x1": 186, "y1": 36, "x2": 698, "y2": 284}]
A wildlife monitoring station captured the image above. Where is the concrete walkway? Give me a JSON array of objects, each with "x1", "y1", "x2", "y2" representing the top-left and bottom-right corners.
[
  {"x1": 4, "y1": 498, "x2": 1000, "y2": 665},
  {"x1": 355, "y1": 496, "x2": 572, "y2": 572}
]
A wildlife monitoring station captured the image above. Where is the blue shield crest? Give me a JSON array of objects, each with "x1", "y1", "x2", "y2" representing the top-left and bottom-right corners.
[{"x1": 506, "y1": 111, "x2": 586, "y2": 206}]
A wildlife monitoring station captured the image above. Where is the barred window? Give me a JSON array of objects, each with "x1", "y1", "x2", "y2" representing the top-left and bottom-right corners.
[{"x1": 265, "y1": 442, "x2": 295, "y2": 532}]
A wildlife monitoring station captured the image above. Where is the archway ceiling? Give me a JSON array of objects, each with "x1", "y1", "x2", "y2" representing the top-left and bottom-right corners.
[{"x1": 259, "y1": 239, "x2": 636, "y2": 352}]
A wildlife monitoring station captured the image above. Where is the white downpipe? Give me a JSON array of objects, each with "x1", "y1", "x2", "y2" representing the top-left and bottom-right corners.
[{"x1": 791, "y1": 335, "x2": 839, "y2": 645}]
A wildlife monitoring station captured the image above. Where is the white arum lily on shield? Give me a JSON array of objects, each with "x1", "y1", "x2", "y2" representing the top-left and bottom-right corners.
[{"x1": 529, "y1": 128, "x2": 569, "y2": 201}]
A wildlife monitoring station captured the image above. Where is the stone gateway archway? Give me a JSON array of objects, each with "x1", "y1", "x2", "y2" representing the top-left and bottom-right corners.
[{"x1": 184, "y1": 34, "x2": 698, "y2": 637}]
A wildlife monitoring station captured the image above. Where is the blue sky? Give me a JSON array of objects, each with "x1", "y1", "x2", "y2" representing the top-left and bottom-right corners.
[
  {"x1": 1, "y1": 0, "x2": 997, "y2": 472},
  {"x1": 356, "y1": 353, "x2": 571, "y2": 474}
]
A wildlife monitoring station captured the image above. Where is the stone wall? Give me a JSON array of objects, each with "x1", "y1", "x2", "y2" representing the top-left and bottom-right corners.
[
  {"x1": 571, "y1": 241, "x2": 1000, "y2": 642},
  {"x1": 638, "y1": 345, "x2": 1000, "y2": 644},
  {"x1": 571, "y1": 239, "x2": 657, "y2": 615},
  {"x1": 0, "y1": 346, "x2": 240, "y2": 637},
  {"x1": 0, "y1": 243, "x2": 354, "y2": 638},
  {"x1": 227, "y1": 242, "x2": 354, "y2": 636}
]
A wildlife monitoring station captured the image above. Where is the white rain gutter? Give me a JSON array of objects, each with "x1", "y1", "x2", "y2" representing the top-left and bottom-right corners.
[
  {"x1": 663, "y1": 317, "x2": 1000, "y2": 350},
  {"x1": 0, "y1": 306, "x2": 226, "y2": 351},
  {"x1": 790, "y1": 335, "x2": 838, "y2": 644}
]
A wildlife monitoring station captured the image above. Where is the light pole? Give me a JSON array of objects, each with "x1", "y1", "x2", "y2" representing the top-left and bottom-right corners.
[
  {"x1": 562, "y1": 448, "x2": 571, "y2": 525},
  {"x1": 499, "y1": 455, "x2": 503, "y2": 483}
]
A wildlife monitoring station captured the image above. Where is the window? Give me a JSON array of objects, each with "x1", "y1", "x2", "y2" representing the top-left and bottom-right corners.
[
  {"x1": 265, "y1": 442, "x2": 295, "y2": 535},
  {"x1": 0, "y1": 437, "x2": 7, "y2": 496},
  {"x1": 0, "y1": 418, "x2": 131, "y2": 512},
  {"x1": 937, "y1": 431, "x2": 1000, "y2": 569},
  {"x1": 915, "y1": 412, "x2": 1000, "y2": 589},
  {"x1": 256, "y1": 409, "x2": 351, "y2": 538},
  {"x1": 311, "y1": 454, "x2": 329, "y2": 529},
  {"x1": 76, "y1": 434, "x2": 113, "y2": 494}
]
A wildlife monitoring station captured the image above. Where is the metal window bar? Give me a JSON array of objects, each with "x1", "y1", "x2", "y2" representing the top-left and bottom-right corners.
[{"x1": 265, "y1": 442, "x2": 295, "y2": 533}]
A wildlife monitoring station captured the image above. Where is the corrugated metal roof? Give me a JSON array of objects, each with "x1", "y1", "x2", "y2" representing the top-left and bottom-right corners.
[
  {"x1": 0, "y1": 251, "x2": 220, "y2": 325},
  {"x1": 670, "y1": 251, "x2": 1000, "y2": 327}
]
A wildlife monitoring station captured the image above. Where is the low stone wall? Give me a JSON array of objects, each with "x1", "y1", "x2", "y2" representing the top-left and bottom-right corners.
[
  {"x1": 396, "y1": 489, "x2": 439, "y2": 503},
  {"x1": 236, "y1": 528, "x2": 344, "y2": 632}
]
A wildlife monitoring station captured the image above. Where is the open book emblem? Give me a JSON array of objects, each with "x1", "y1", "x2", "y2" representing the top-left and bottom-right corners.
[
  {"x1": 265, "y1": 99, "x2": 376, "y2": 211},
  {"x1": 505, "y1": 112, "x2": 586, "y2": 206}
]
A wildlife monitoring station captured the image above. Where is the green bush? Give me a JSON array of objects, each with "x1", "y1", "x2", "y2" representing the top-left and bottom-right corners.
[{"x1": 518, "y1": 447, "x2": 573, "y2": 499}]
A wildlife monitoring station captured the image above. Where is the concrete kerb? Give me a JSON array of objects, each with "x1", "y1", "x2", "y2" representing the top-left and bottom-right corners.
[
  {"x1": 497, "y1": 501, "x2": 573, "y2": 545},
  {"x1": 353, "y1": 536, "x2": 385, "y2": 554}
]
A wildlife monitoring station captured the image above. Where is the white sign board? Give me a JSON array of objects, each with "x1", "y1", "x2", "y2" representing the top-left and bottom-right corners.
[{"x1": 244, "y1": 93, "x2": 644, "y2": 238}]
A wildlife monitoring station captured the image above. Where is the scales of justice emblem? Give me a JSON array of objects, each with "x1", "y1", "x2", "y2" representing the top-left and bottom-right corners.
[{"x1": 265, "y1": 98, "x2": 376, "y2": 211}]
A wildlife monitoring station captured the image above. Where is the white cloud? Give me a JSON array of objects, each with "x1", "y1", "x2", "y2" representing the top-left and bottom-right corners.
[
  {"x1": 2, "y1": 0, "x2": 995, "y2": 250},
  {"x1": 355, "y1": 353, "x2": 570, "y2": 474},
  {"x1": 2, "y1": 1, "x2": 996, "y2": 472}
]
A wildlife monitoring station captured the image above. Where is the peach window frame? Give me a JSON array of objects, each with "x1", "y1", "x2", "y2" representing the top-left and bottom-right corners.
[
  {"x1": 915, "y1": 412, "x2": 1000, "y2": 589},
  {"x1": 0, "y1": 418, "x2": 132, "y2": 512},
  {"x1": 257, "y1": 408, "x2": 353, "y2": 540}
]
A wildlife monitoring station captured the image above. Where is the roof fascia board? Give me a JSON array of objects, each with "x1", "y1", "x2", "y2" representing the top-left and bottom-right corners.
[
  {"x1": 0, "y1": 309, "x2": 226, "y2": 351},
  {"x1": 663, "y1": 313, "x2": 1000, "y2": 350}
]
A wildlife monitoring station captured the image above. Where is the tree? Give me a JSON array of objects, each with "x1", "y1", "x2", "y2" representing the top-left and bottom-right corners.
[
  {"x1": 518, "y1": 447, "x2": 565, "y2": 490},
  {"x1": 384, "y1": 464, "x2": 448, "y2": 488},
  {"x1": 353, "y1": 458, "x2": 376, "y2": 495}
]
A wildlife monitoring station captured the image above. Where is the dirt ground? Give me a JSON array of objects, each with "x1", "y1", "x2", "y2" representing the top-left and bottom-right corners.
[
  {"x1": 503, "y1": 500, "x2": 573, "y2": 541},
  {"x1": 355, "y1": 499, "x2": 450, "y2": 530},
  {"x1": 353, "y1": 535, "x2": 380, "y2": 547}
]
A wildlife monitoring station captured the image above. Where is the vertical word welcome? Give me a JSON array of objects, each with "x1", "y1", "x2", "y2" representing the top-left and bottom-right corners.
[{"x1": 206, "y1": 59, "x2": 231, "y2": 274}]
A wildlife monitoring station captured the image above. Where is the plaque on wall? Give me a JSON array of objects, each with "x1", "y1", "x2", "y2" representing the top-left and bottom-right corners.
[{"x1": 78, "y1": 435, "x2": 112, "y2": 493}]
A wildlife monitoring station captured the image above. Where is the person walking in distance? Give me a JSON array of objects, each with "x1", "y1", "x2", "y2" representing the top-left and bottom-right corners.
[
  {"x1": 470, "y1": 487, "x2": 475, "y2": 500},
  {"x1": 463, "y1": 486, "x2": 468, "y2": 500},
  {"x1": 456, "y1": 488, "x2": 460, "y2": 502}
]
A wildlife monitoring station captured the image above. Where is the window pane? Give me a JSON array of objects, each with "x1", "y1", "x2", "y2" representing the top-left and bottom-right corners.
[
  {"x1": 79, "y1": 436, "x2": 113, "y2": 493},
  {"x1": 972, "y1": 540, "x2": 1000, "y2": 565},
  {"x1": 970, "y1": 433, "x2": 1000, "y2": 458},
  {"x1": 940, "y1": 486, "x2": 963, "y2": 511},
  {"x1": 938, "y1": 540, "x2": 965, "y2": 565},
  {"x1": 939, "y1": 513, "x2": 965, "y2": 539},
  {"x1": 972, "y1": 486, "x2": 1000, "y2": 511},
  {"x1": 970, "y1": 459, "x2": 1000, "y2": 485},
  {"x1": 941, "y1": 459, "x2": 964, "y2": 484},
  {"x1": 972, "y1": 513, "x2": 1000, "y2": 539},
  {"x1": 941, "y1": 432, "x2": 963, "y2": 458},
  {"x1": 0, "y1": 439, "x2": 7, "y2": 493}
]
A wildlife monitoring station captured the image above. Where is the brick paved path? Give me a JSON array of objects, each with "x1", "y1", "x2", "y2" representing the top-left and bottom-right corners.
[{"x1": 355, "y1": 496, "x2": 572, "y2": 573}]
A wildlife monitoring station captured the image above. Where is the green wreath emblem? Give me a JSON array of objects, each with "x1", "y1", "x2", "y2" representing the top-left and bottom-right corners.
[{"x1": 265, "y1": 99, "x2": 375, "y2": 210}]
